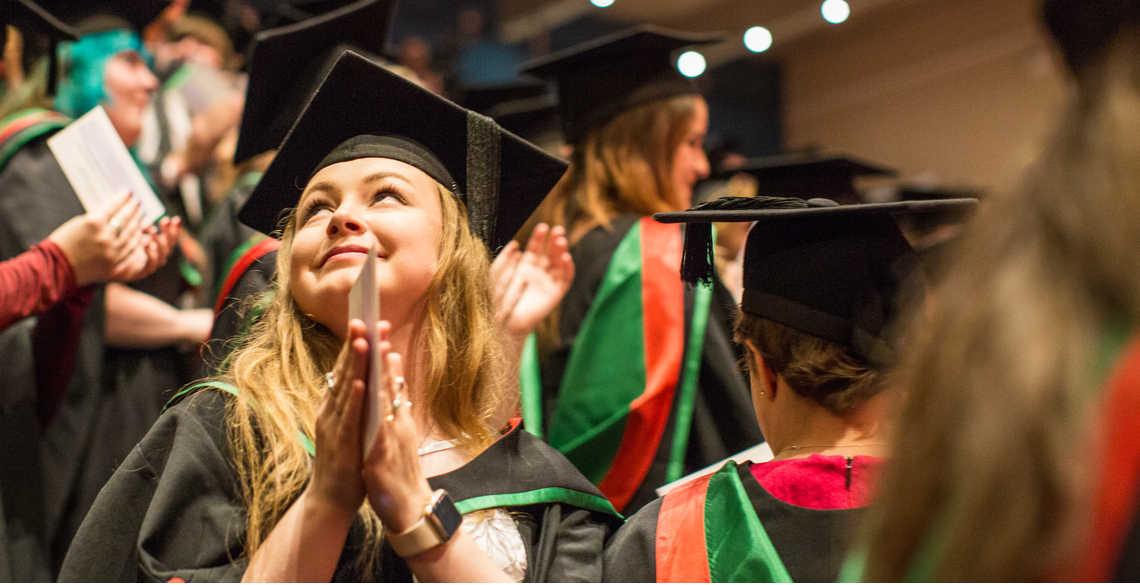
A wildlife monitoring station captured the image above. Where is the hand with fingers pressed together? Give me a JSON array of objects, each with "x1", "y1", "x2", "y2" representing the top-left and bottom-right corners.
[
  {"x1": 360, "y1": 330, "x2": 435, "y2": 535},
  {"x1": 489, "y1": 222, "x2": 574, "y2": 339},
  {"x1": 307, "y1": 318, "x2": 371, "y2": 517}
]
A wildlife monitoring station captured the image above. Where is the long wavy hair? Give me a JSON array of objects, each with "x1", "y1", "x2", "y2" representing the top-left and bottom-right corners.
[
  {"x1": 859, "y1": 21, "x2": 1140, "y2": 581},
  {"x1": 524, "y1": 93, "x2": 701, "y2": 243},
  {"x1": 209, "y1": 182, "x2": 507, "y2": 576}
]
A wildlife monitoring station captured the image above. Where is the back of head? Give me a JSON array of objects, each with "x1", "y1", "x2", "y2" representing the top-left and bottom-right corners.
[
  {"x1": 734, "y1": 314, "x2": 881, "y2": 416},
  {"x1": 860, "y1": 2, "x2": 1140, "y2": 580}
]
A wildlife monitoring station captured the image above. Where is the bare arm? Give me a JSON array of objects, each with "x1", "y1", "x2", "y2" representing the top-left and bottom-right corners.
[
  {"x1": 103, "y1": 283, "x2": 212, "y2": 348},
  {"x1": 241, "y1": 488, "x2": 356, "y2": 582}
]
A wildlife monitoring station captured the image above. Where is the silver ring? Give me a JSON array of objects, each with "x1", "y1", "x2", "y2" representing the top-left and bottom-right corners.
[
  {"x1": 110, "y1": 219, "x2": 123, "y2": 236},
  {"x1": 325, "y1": 371, "x2": 336, "y2": 389},
  {"x1": 391, "y1": 396, "x2": 404, "y2": 415},
  {"x1": 392, "y1": 376, "x2": 407, "y2": 393}
]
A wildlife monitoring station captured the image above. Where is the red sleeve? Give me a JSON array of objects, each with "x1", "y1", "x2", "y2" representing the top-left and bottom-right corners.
[{"x1": 0, "y1": 239, "x2": 77, "y2": 330}]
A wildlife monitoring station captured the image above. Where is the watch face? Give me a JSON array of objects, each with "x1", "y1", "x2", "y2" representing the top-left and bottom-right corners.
[{"x1": 431, "y1": 491, "x2": 464, "y2": 542}]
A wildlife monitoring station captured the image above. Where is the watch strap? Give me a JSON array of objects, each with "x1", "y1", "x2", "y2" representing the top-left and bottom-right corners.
[{"x1": 388, "y1": 489, "x2": 461, "y2": 558}]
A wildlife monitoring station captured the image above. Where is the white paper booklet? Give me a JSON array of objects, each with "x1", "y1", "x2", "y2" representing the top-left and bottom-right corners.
[
  {"x1": 349, "y1": 243, "x2": 385, "y2": 455},
  {"x1": 47, "y1": 106, "x2": 165, "y2": 225},
  {"x1": 654, "y1": 441, "x2": 774, "y2": 496}
]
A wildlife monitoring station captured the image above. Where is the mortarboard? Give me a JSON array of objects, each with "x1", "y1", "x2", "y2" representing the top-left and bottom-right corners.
[
  {"x1": 520, "y1": 25, "x2": 720, "y2": 144},
  {"x1": 656, "y1": 195, "x2": 977, "y2": 365},
  {"x1": 239, "y1": 49, "x2": 569, "y2": 252},
  {"x1": 712, "y1": 152, "x2": 896, "y2": 203},
  {"x1": 232, "y1": 0, "x2": 396, "y2": 164},
  {"x1": 1, "y1": 0, "x2": 78, "y2": 92},
  {"x1": 460, "y1": 79, "x2": 561, "y2": 147}
]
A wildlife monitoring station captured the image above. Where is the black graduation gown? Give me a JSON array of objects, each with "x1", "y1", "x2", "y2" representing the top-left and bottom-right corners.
[
  {"x1": 59, "y1": 390, "x2": 621, "y2": 582},
  {"x1": 603, "y1": 462, "x2": 864, "y2": 582},
  {"x1": 539, "y1": 214, "x2": 763, "y2": 514},
  {"x1": 0, "y1": 136, "x2": 107, "y2": 579}
]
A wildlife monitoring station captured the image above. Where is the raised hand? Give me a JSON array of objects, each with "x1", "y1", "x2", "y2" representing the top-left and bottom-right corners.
[
  {"x1": 108, "y1": 216, "x2": 182, "y2": 283},
  {"x1": 49, "y1": 193, "x2": 145, "y2": 287},
  {"x1": 489, "y1": 223, "x2": 574, "y2": 338},
  {"x1": 362, "y1": 326, "x2": 434, "y2": 534},
  {"x1": 309, "y1": 319, "x2": 370, "y2": 516}
]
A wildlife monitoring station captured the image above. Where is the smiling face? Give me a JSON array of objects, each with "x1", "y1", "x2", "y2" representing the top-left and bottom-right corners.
[
  {"x1": 669, "y1": 96, "x2": 710, "y2": 210},
  {"x1": 289, "y1": 157, "x2": 444, "y2": 339},
  {"x1": 102, "y1": 49, "x2": 157, "y2": 147}
]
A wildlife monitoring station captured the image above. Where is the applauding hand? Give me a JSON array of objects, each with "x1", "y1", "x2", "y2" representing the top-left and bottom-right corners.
[{"x1": 489, "y1": 223, "x2": 574, "y2": 338}]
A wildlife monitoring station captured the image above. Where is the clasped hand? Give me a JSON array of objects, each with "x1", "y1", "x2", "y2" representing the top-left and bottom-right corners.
[{"x1": 309, "y1": 319, "x2": 433, "y2": 533}]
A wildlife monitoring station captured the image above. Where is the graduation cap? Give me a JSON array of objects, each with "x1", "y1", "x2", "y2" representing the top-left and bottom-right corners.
[
  {"x1": 1, "y1": 0, "x2": 79, "y2": 92},
  {"x1": 655, "y1": 195, "x2": 977, "y2": 365},
  {"x1": 520, "y1": 25, "x2": 720, "y2": 144},
  {"x1": 460, "y1": 79, "x2": 561, "y2": 147},
  {"x1": 239, "y1": 49, "x2": 569, "y2": 252},
  {"x1": 714, "y1": 152, "x2": 896, "y2": 203},
  {"x1": 232, "y1": 0, "x2": 397, "y2": 164},
  {"x1": 37, "y1": 0, "x2": 170, "y2": 33}
]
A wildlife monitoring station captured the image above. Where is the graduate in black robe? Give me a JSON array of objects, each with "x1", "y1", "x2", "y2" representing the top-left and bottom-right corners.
[
  {"x1": 602, "y1": 195, "x2": 976, "y2": 582},
  {"x1": 62, "y1": 48, "x2": 617, "y2": 581},
  {"x1": 517, "y1": 26, "x2": 763, "y2": 515},
  {"x1": 61, "y1": 389, "x2": 619, "y2": 581}
]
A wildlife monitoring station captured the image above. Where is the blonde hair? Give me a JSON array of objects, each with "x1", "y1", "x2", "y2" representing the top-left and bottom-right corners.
[
  {"x1": 525, "y1": 93, "x2": 701, "y2": 241},
  {"x1": 860, "y1": 26, "x2": 1140, "y2": 581},
  {"x1": 208, "y1": 182, "x2": 507, "y2": 576},
  {"x1": 734, "y1": 313, "x2": 882, "y2": 416}
]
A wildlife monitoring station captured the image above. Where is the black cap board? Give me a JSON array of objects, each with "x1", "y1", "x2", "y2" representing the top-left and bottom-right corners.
[
  {"x1": 520, "y1": 25, "x2": 720, "y2": 144},
  {"x1": 714, "y1": 152, "x2": 896, "y2": 203},
  {"x1": 460, "y1": 79, "x2": 561, "y2": 146},
  {"x1": 239, "y1": 49, "x2": 569, "y2": 252},
  {"x1": 460, "y1": 79, "x2": 549, "y2": 113},
  {"x1": 655, "y1": 195, "x2": 977, "y2": 365},
  {"x1": 37, "y1": 0, "x2": 169, "y2": 33},
  {"x1": 1, "y1": 0, "x2": 78, "y2": 92},
  {"x1": 232, "y1": 0, "x2": 397, "y2": 164}
]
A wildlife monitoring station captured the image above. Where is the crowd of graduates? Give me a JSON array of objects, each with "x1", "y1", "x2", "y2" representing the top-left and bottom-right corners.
[{"x1": 0, "y1": 0, "x2": 1137, "y2": 581}]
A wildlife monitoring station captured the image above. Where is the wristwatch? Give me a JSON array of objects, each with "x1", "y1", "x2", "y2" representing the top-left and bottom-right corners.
[{"x1": 387, "y1": 489, "x2": 463, "y2": 558}]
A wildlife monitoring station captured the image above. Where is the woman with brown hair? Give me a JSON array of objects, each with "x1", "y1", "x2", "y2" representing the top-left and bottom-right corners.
[
  {"x1": 855, "y1": 0, "x2": 1140, "y2": 580},
  {"x1": 519, "y1": 26, "x2": 763, "y2": 515},
  {"x1": 59, "y1": 49, "x2": 619, "y2": 582}
]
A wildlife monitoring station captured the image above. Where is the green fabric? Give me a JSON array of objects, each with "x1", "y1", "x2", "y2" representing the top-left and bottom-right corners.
[
  {"x1": 548, "y1": 223, "x2": 645, "y2": 483},
  {"x1": 1090, "y1": 317, "x2": 1136, "y2": 390},
  {"x1": 665, "y1": 279, "x2": 713, "y2": 482},
  {"x1": 519, "y1": 332, "x2": 543, "y2": 438},
  {"x1": 704, "y1": 462, "x2": 793, "y2": 583},
  {"x1": 214, "y1": 234, "x2": 264, "y2": 300},
  {"x1": 837, "y1": 547, "x2": 867, "y2": 582},
  {"x1": 0, "y1": 109, "x2": 69, "y2": 170},
  {"x1": 178, "y1": 257, "x2": 203, "y2": 287},
  {"x1": 55, "y1": 29, "x2": 151, "y2": 119},
  {"x1": 454, "y1": 486, "x2": 621, "y2": 519},
  {"x1": 162, "y1": 64, "x2": 193, "y2": 92},
  {"x1": 164, "y1": 381, "x2": 316, "y2": 457}
]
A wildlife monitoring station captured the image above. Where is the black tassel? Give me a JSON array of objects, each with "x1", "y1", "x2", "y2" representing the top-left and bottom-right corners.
[{"x1": 680, "y1": 222, "x2": 715, "y2": 285}]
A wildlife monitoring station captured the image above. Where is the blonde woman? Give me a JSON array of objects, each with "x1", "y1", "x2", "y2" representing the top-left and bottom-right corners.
[
  {"x1": 857, "y1": 0, "x2": 1140, "y2": 580},
  {"x1": 60, "y1": 49, "x2": 619, "y2": 582},
  {"x1": 519, "y1": 25, "x2": 763, "y2": 515}
]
